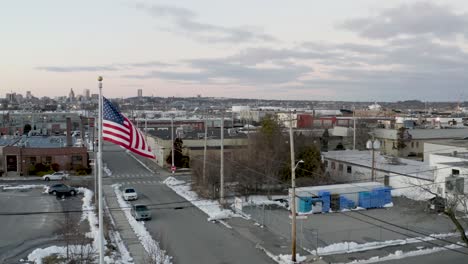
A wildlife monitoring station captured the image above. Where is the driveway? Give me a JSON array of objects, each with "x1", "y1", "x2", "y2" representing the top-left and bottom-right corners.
[{"x1": 0, "y1": 185, "x2": 84, "y2": 263}]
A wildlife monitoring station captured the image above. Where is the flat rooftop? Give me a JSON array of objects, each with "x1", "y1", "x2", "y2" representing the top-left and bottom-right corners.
[
  {"x1": 426, "y1": 139, "x2": 468, "y2": 148},
  {"x1": 11, "y1": 136, "x2": 79, "y2": 148},
  {"x1": 323, "y1": 150, "x2": 434, "y2": 180}
]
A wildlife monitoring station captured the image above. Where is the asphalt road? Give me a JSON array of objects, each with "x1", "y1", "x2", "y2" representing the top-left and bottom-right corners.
[
  {"x1": 103, "y1": 144, "x2": 274, "y2": 264},
  {"x1": 0, "y1": 186, "x2": 83, "y2": 263}
]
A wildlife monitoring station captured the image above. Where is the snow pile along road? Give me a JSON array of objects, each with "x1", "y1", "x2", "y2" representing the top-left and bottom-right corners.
[
  {"x1": 3, "y1": 184, "x2": 45, "y2": 191},
  {"x1": 113, "y1": 184, "x2": 171, "y2": 264},
  {"x1": 28, "y1": 188, "x2": 133, "y2": 263},
  {"x1": 343, "y1": 244, "x2": 463, "y2": 264},
  {"x1": 164, "y1": 177, "x2": 240, "y2": 221},
  {"x1": 77, "y1": 187, "x2": 102, "y2": 249},
  {"x1": 308, "y1": 232, "x2": 459, "y2": 256}
]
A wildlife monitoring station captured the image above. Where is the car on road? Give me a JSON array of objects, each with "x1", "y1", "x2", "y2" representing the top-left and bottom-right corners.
[
  {"x1": 42, "y1": 171, "x2": 69, "y2": 181},
  {"x1": 48, "y1": 183, "x2": 77, "y2": 196},
  {"x1": 123, "y1": 187, "x2": 138, "y2": 201},
  {"x1": 132, "y1": 204, "x2": 151, "y2": 221}
]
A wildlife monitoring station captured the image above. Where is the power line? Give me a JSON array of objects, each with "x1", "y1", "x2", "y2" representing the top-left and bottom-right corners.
[
  {"x1": 340, "y1": 211, "x2": 468, "y2": 256},
  {"x1": 353, "y1": 210, "x2": 468, "y2": 249}
]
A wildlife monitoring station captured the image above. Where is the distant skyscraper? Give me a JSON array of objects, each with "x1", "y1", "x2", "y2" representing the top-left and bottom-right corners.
[
  {"x1": 6, "y1": 93, "x2": 15, "y2": 102},
  {"x1": 69, "y1": 88, "x2": 75, "y2": 102},
  {"x1": 138, "y1": 89, "x2": 143, "y2": 98},
  {"x1": 84, "y1": 89, "x2": 90, "y2": 99}
]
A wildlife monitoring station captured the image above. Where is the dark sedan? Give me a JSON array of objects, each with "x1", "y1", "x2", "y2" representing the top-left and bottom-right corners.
[{"x1": 48, "y1": 183, "x2": 77, "y2": 196}]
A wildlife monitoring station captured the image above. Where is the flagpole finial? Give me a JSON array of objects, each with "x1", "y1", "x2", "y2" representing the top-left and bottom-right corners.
[{"x1": 98, "y1": 76, "x2": 103, "y2": 82}]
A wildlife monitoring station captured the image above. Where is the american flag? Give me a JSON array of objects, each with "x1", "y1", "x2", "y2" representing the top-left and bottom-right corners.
[{"x1": 102, "y1": 97, "x2": 155, "y2": 159}]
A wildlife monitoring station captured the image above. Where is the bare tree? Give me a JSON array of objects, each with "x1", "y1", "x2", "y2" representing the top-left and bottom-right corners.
[{"x1": 412, "y1": 178, "x2": 468, "y2": 246}]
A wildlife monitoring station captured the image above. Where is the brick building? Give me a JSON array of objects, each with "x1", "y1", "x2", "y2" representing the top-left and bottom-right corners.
[{"x1": 0, "y1": 136, "x2": 88, "y2": 176}]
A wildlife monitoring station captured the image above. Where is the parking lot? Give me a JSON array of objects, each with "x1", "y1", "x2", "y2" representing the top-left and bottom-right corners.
[
  {"x1": 242, "y1": 197, "x2": 458, "y2": 254},
  {"x1": 0, "y1": 184, "x2": 84, "y2": 263}
]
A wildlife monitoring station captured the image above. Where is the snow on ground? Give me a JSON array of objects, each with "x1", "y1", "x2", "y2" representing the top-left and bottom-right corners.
[
  {"x1": 257, "y1": 244, "x2": 308, "y2": 264},
  {"x1": 105, "y1": 193, "x2": 133, "y2": 264},
  {"x1": 28, "y1": 188, "x2": 101, "y2": 263},
  {"x1": 277, "y1": 254, "x2": 307, "y2": 263},
  {"x1": 28, "y1": 187, "x2": 133, "y2": 263},
  {"x1": 104, "y1": 166, "x2": 112, "y2": 176},
  {"x1": 2, "y1": 184, "x2": 45, "y2": 190},
  {"x1": 242, "y1": 195, "x2": 288, "y2": 207},
  {"x1": 28, "y1": 245, "x2": 95, "y2": 264},
  {"x1": 164, "y1": 177, "x2": 241, "y2": 221},
  {"x1": 343, "y1": 244, "x2": 463, "y2": 264},
  {"x1": 113, "y1": 184, "x2": 171, "y2": 264},
  {"x1": 307, "y1": 232, "x2": 458, "y2": 256},
  {"x1": 77, "y1": 187, "x2": 102, "y2": 249},
  {"x1": 107, "y1": 229, "x2": 133, "y2": 264}
]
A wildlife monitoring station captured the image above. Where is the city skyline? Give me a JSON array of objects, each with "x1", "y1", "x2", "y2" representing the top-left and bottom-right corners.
[{"x1": 3, "y1": 0, "x2": 468, "y2": 101}]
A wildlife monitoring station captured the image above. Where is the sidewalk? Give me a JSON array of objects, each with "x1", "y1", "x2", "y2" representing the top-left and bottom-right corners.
[{"x1": 103, "y1": 184, "x2": 147, "y2": 263}]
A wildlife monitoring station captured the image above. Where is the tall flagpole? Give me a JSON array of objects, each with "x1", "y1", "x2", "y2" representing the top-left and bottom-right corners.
[{"x1": 97, "y1": 76, "x2": 104, "y2": 264}]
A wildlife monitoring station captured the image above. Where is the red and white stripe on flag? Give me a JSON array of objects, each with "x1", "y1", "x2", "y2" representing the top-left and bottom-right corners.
[{"x1": 102, "y1": 97, "x2": 155, "y2": 159}]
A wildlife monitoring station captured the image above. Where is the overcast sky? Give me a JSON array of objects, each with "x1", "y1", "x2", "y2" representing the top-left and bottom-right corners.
[{"x1": 2, "y1": 0, "x2": 468, "y2": 101}]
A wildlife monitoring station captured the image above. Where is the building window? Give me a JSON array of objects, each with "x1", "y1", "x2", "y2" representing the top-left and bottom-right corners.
[
  {"x1": 452, "y1": 169, "x2": 460, "y2": 176},
  {"x1": 45, "y1": 156, "x2": 52, "y2": 165},
  {"x1": 416, "y1": 141, "x2": 419, "y2": 148},
  {"x1": 331, "y1": 162, "x2": 336, "y2": 170},
  {"x1": 324, "y1": 160, "x2": 328, "y2": 168},
  {"x1": 411, "y1": 142, "x2": 414, "y2": 148},
  {"x1": 72, "y1": 155, "x2": 82, "y2": 165},
  {"x1": 338, "y1": 163, "x2": 343, "y2": 172},
  {"x1": 29, "y1": 157, "x2": 36, "y2": 165},
  {"x1": 347, "y1": 165, "x2": 352, "y2": 174},
  {"x1": 384, "y1": 175, "x2": 390, "y2": 186}
]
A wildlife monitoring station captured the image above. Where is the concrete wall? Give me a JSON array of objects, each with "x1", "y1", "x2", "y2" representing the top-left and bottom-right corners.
[
  {"x1": 323, "y1": 157, "x2": 434, "y2": 198},
  {"x1": 424, "y1": 142, "x2": 468, "y2": 164},
  {"x1": 147, "y1": 135, "x2": 248, "y2": 168}
]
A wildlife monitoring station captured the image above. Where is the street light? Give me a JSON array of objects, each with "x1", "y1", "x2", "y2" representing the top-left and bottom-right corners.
[
  {"x1": 366, "y1": 137, "x2": 380, "y2": 181},
  {"x1": 288, "y1": 110, "x2": 303, "y2": 263},
  {"x1": 294, "y1": 160, "x2": 304, "y2": 170}
]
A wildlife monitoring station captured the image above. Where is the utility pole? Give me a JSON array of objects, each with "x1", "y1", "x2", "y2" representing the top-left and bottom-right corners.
[
  {"x1": 371, "y1": 140, "x2": 375, "y2": 181},
  {"x1": 171, "y1": 115, "x2": 175, "y2": 174},
  {"x1": 289, "y1": 110, "x2": 297, "y2": 263},
  {"x1": 219, "y1": 110, "x2": 225, "y2": 205},
  {"x1": 97, "y1": 76, "x2": 104, "y2": 264},
  {"x1": 203, "y1": 114, "x2": 208, "y2": 184},
  {"x1": 367, "y1": 135, "x2": 380, "y2": 182},
  {"x1": 353, "y1": 106, "x2": 356, "y2": 150},
  {"x1": 144, "y1": 115, "x2": 148, "y2": 142}
]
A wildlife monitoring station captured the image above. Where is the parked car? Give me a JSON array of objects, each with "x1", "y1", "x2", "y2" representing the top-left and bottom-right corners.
[
  {"x1": 42, "y1": 171, "x2": 69, "y2": 181},
  {"x1": 123, "y1": 187, "x2": 138, "y2": 201},
  {"x1": 48, "y1": 183, "x2": 77, "y2": 196},
  {"x1": 132, "y1": 204, "x2": 151, "y2": 221}
]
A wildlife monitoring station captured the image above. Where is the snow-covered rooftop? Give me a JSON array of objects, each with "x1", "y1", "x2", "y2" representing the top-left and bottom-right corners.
[{"x1": 322, "y1": 150, "x2": 435, "y2": 180}]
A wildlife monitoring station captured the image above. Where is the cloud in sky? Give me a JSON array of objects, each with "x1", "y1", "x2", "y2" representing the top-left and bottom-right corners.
[
  {"x1": 28, "y1": 2, "x2": 468, "y2": 100},
  {"x1": 124, "y1": 58, "x2": 312, "y2": 85},
  {"x1": 134, "y1": 3, "x2": 275, "y2": 43},
  {"x1": 340, "y1": 2, "x2": 468, "y2": 39},
  {"x1": 36, "y1": 61, "x2": 171, "y2": 72},
  {"x1": 36, "y1": 65, "x2": 120, "y2": 72}
]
